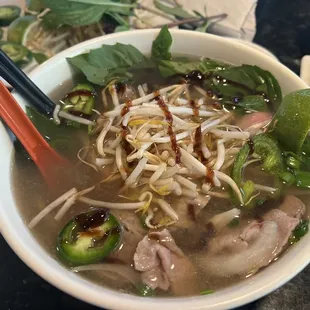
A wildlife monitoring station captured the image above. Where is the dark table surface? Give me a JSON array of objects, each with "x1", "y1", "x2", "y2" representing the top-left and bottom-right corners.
[{"x1": 1, "y1": 0, "x2": 310, "y2": 309}]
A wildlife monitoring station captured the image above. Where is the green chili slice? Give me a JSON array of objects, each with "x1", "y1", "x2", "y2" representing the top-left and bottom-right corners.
[
  {"x1": 57, "y1": 209, "x2": 122, "y2": 266},
  {"x1": 63, "y1": 83, "x2": 96, "y2": 116},
  {"x1": 0, "y1": 41, "x2": 32, "y2": 66},
  {"x1": 0, "y1": 6, "x2": 21, "y2": 27}
]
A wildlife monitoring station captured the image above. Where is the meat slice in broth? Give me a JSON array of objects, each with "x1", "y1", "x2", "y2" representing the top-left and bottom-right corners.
[
  {"x1": 263, "y1": 196, "x2": 305, "y2": 255},
  {"x1": 110, "y1": 211, "x2": 145, "y2": 264},
  {"x1": 196, "y1": 221, "x2": 280, "y2": 277},
  {"x1": 277, "y1": 195, "x2": 306, "y2": 219},
  {"x1": 196, "y1": 196, "x2": 305, "y2": 278},
  {"x1": 134, "y1": 229, "x2": 200, "y2": 296}
]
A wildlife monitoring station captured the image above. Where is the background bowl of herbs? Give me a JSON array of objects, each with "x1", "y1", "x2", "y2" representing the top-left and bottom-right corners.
[
  {"x1": 0, "y1": 0, "x2": 261, "y2": 74},
  {"x1": 1, "y1": 25, "x2": 309, "y2": 310}
]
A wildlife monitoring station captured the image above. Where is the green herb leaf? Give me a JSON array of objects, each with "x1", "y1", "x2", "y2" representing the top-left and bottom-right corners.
[
  {"x1": 158, "y1": 58, "x2": 228, "y2": 77},
  {"x1": 237, "y1": 95, "x2": 268, "y2": 112},
  {"x1": 269, "y1": 89, "x2": 310, "y2": 154},
  {"x1": 289, "y1": 219, "x2": 309, "y2": 244},
  {"x1": 32, "y1": 52, "x2": 48, "y2": 64},
  {"x1": 200, "y1": 289, "x2": 214, "y2": 295},
  {"x1": 26, "y1": 0, "x2": 45, "y2": 12},
  {"x1": 43, "y1": 0, "x2": 106, "y2": 27},
  {"x1": 209, "y1": 65, "x2": 282, "y2": 112},
  {"x1": 228, "y1": 217, "x2": 240, "y2": 227},
  {"x1": 151, "y1": 25, "x2": 172, "y2": 61},
  {"x1": 114, "y1": 25, "x2": 130, "y2": 32},
  {"x1": 68, "y1": 43, "x2": 148, "y2": 85},
  {"x1": 154, "y1": 0, "x2": 194, "y2": 19},
  {"x1": 137, "y1": 284, "x2": 155, "y2": 297}
]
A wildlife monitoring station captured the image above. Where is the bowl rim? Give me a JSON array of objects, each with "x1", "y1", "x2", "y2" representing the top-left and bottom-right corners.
[{"x1": 0, "y1": 28, "x2": 309, "y2": 310}]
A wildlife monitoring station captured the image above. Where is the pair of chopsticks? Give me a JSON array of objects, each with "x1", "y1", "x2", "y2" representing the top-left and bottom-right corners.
[{"x1": 0, "y1": 49, "x2": 54, "y2": 115}]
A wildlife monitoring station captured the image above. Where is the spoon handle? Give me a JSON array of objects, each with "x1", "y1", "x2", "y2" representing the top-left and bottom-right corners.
[{"x1": 0, "y1": 82, "x2": 68, "y2": 186}]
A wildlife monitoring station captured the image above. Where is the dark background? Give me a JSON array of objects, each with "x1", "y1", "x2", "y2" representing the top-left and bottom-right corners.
[{"x1": 1, "y1": 0, "x2": 310, "y2": 309}]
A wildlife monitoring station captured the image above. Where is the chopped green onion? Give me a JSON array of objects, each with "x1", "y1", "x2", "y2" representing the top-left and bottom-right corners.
[
  {"x1": 289, "y1": 219, "x2": 309, "y2": 244},
  {"x1": 137, "y1": 284, "x2": 155, "y2": 297},
  {"x1": 279, "y1": 171, "x2": 295, "y2": 185},
  {"x1": 228, "y1": 217, "x2": 240, "y2": 228},
  {"x1": 286, "y1": 156, "x2": 300, "y2": 170},
  {"x1": 295, "y1": 171, "x2": 310, "y2": 188},
  {"x1": 200, "y1": 289, "x2": 214, "y2": 295}
]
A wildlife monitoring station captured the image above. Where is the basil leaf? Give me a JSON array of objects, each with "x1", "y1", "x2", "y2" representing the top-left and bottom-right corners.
[
  {"x1": 114, "y1": 25, "x2": 130, "y2": 32},
  {"x1": 237, "y1": 95, "x2": 268, "y2": 112},
  {"x1": 68, "y1": 0, "x2": 134, "y2": 15},
  {"x1": 211, "y1": 65, "x2": 282, "y2": 112},
  {"x1": 154, "y1": 0, "x2": 194, "y2": 19},
  {"x1": 158, "y1": 58, "x2": 228, "y2": 77},
  {"x1": 43, "y1": 0, "x2": 106, "y2": 26},
  {"x1": 68, "y1": 43, "x2": 149, "y2": 85},
  {"x1": 270, "y1": 89, "x2": 310, "y2": 154},
  {"x1": 43, "y1": 0, "x2": 134, "y2": 28},
  {"x1": 151, "y1": 25, "x2": 172, "y2": 61}
]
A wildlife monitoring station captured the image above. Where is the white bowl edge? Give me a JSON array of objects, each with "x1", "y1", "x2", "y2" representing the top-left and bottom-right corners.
[{"x1": 0, "y1": 29, "x2": 309, "y2": 310}]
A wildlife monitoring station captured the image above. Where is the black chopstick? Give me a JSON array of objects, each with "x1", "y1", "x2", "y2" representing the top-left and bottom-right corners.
[{"x1": 0, "y1": 49, "x2": 54, "y2": 115}]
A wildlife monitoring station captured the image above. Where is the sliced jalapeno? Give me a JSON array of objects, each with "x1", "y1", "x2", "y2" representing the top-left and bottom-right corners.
[
  {"x1": 57, "y1": 209, "x2": 122, "y2": 266},
  {"x1": 0, "y1": 42, "x2": 32, "y2": 66},
  {"x1": 63, "y1": 84, "x2": 96, "y2": 116},
  {"x1": 0, "y1": 5, "x2": 21, "y2": 27}
]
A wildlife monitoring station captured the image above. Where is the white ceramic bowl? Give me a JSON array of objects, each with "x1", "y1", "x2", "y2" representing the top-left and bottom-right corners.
[{"x1": 0, "y1": 29, "x2": 309, "y2": 310}]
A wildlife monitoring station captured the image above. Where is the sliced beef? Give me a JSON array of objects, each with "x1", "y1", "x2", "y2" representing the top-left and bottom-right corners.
[
  {"x1": 110, "y1": 210, "x2": 146, "y2": 264},
  {"x1": 195, "y1": 196, "x2": 305, "y2": 278},
  {"x1": 134, "y1": 229, "x2": 199, "y2": 296},
  {"x1": 277, "y1": 195, "x2": 306, "y2": 219},
  {"x1": 262, "y1": 195, "x2": 305, "y2": 255},
  {"x1": 196, "y1": 221, "x2": 279, "y2": 277}
]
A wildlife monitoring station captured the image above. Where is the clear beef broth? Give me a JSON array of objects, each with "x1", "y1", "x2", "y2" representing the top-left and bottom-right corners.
[{"x1": 11, "y1": 67, "x2": 309, "y2": 297}]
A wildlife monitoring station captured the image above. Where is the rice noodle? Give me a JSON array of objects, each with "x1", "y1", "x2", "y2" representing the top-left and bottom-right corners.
[
  {"x1": 28, "y1": 188, "x2": 77, "y2": 229},
  {"x1": 58, "y1": 111, "x2": 95, "y2": 126},
  {"x1": 72, "y1": 264, "x2": 140, "y2": 287},
  {"x1": 78, "y1": 196, "x2": 145, "y2": 209},
  {"x1": 54, "y1": 186, "x2": 95, "y2": 221}
]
